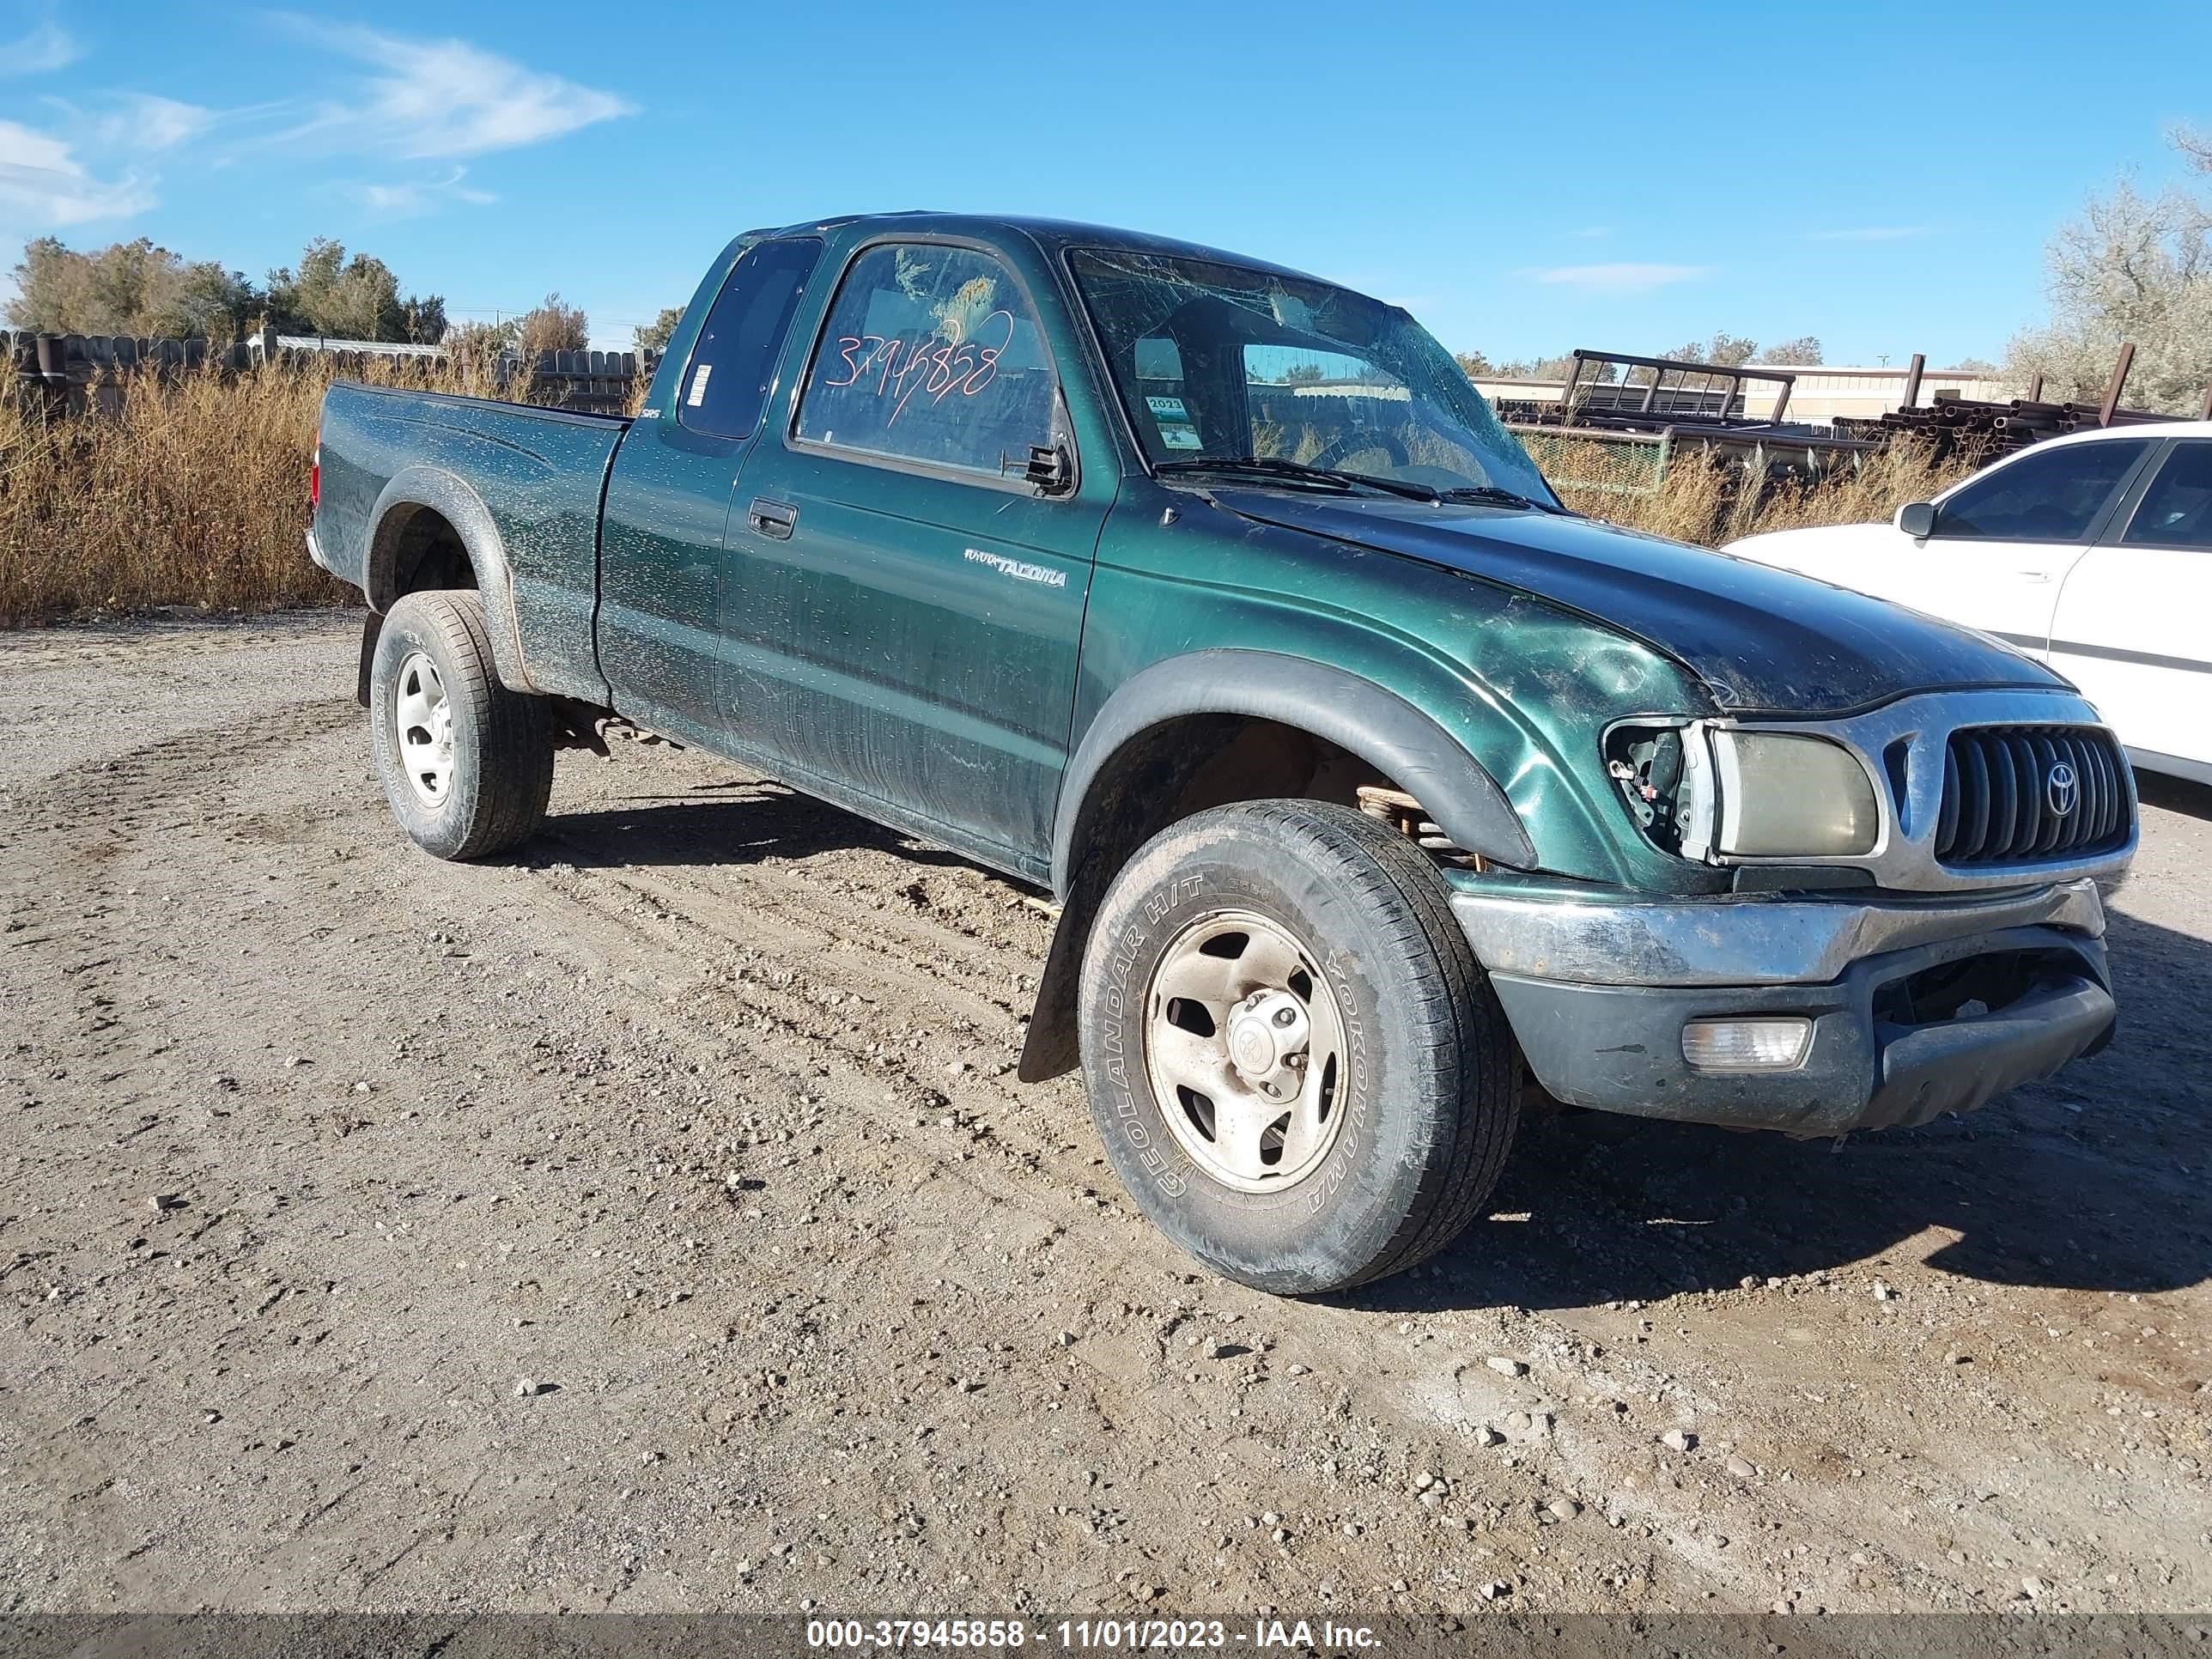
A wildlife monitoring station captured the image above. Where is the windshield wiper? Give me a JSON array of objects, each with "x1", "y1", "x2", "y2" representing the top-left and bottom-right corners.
[
  {"x1": 1438, "y1": 483, "x2": 1568, "y2": 514},
  {"x1": 1154, "y1": 455, "x2": 1441, "y2": 503}
]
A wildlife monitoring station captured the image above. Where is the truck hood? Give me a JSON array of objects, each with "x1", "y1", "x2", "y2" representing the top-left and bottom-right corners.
[{"x1": 1210, "y1": 489, "x2": 2062, "y2": 715}]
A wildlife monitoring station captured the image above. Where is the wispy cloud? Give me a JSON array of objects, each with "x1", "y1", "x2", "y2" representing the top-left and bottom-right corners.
[
  {"x1": 276, "y1": 19, "x2": 635, "y2": 159},
  {"x1": 1569, "y1": 225, "x2": 1611, "y2": 240},
  {"x1": 0, "y1": 21, "x2": 81, "y2": 76},
  {"x1": 356, "y1": 165, "x2": 496, "y2": 216},
  {"x1": 92, "y1": 94, "x2": 217, "y2": 153},
  {"x1": 1805, "y1": 225, "x2": 1929, "y2": 242},
  {"x1": 1527, "y1": 262, "x2": 1709, "y2": 296},
  {"x1": 0, "y1": 119, "x2": 155, "y2": 226}
]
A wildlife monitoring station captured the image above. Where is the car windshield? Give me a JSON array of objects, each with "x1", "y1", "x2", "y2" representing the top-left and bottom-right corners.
[{"x1": 1069, "y1": 247, "x2": 1559, "y2": 507}]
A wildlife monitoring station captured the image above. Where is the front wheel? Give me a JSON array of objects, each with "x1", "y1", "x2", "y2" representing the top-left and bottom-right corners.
[
  {"x1": 368, "y1": 590, "x2": 553, "y2": 860},
  {"x1": 1076, "y1": 800, "x2": 1520, "y2": 1294}
]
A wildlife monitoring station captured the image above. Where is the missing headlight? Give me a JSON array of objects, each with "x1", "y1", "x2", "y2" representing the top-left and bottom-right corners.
[{"x1": 1605, "y1": 726, "x2": 1692, "y2": 853}]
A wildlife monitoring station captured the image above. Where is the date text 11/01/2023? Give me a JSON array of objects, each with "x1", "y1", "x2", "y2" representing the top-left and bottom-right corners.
[{"x1": 805, "y1": 1621, "x2": 1383, "y2": 1650}]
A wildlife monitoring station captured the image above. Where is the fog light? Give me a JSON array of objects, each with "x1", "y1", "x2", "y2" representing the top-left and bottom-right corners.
[{"x1": 1681, "y1": 1016, "x2": 1813, "y2": 1072}]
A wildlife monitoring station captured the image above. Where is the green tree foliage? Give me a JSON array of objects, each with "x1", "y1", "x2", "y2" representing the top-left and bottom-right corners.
[
  {"x1": 1757, "y1": 336, "x2": 1824, "y2": 365},
  {"x1": 5, "y1": 236, "x2": 258, "y2": 337},
  {"x1": 2005, "y1": 127, "x2": 2212, "y2": 414},
  {"x1": 398, "y1": 294, "x2": 450, "y2": 347},
  {"x1": 515, "y1": 292, "x2": 589, "y2": 359},
  {"x1": 264, "y1": 238, "x2": 407, "y2": 341},
  {"x1": 635, "y1": 305, "x2": 686, "y2": 354},
  {"x1": 1659, "y1": 331, "x2": 1758, "y2": 368},
  {"x1": 450, "y1": 318, "x2": 519, "y2": 360}
]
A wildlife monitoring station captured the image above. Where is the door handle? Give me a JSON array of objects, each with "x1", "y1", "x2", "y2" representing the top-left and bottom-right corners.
[
  {"x1": 748, "y1": 498, "x2": 797, "y2": 540},
  {"x1": 2014, "y1": 569, "x2": 2051, "y2": 582}
]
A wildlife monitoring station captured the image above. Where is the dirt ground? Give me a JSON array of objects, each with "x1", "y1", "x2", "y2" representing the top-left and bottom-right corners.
[{"x1": 1, "y1": 611, "x2": 2206, "y2": 1619}]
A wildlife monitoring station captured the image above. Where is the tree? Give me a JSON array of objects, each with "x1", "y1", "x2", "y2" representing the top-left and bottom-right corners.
[
  {"x1": 635, "y1": 305, "x2": 685, "y2": 355},
  {"x1": 450, "y1": 318, "x2": 518, "y2": 359},
  {"x1": 515, "y1": 292, "x2": 588, "y2": 358},
  {"x1": 2004, "y1": 127, "x2": 2212, "y2": 414},
  {"x1": 1659, "y1": 331, "x2": 1758, "y2": 368},
  {"x1": 264, "y1": 238, "x2": 404, "y2": 341},
  {"x1": 1758, "y1": 336, "x2": 1824, "y2": 366},
  {"x1": 260, "y1": 238, "x2": 443, "y2": 343},
  {"x1": 398, "y1": 294, "x2": 450, "y2": 346},
  {"x1": 5, "y1": 235, "x2": 258, "y2": 337},
  {"x1": 161, "y1": 260, "x2": 260, "y2": 337}
]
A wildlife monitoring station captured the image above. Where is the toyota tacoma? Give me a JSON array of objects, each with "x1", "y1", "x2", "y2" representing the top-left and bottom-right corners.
[{"x1": 307, "y1": 212, "x2": 2135, "y2": 1294}]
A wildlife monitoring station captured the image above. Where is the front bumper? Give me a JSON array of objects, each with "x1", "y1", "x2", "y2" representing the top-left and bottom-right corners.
[{"x1": 1450, "y1": 876, "x2": 2115, "y2": 1137}]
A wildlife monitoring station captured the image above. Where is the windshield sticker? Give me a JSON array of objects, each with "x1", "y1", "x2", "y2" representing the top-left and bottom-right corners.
[
  {"x1": 1158, "y1": 422, "x2": 1203, "y2": 450},
  {"x1": 1145, "y1": 395, "x2": 1189, "y2": 422},
  {"x1": 686, "y1": 363, "x2": 713, "y2": 406}
]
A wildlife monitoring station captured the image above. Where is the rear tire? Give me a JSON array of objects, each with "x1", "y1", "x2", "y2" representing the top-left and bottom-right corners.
[
  {"x1": 368, "y1": 590, "x2": 553, "y2": 860},
  {"x1": 1076, "y1": 800, "x2": 1520, "y2": 1294}
]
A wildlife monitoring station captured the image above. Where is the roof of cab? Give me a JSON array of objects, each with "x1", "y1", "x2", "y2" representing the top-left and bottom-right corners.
[{"x1": 747, "y1": 211, "x2": 1326, "y2": 287}]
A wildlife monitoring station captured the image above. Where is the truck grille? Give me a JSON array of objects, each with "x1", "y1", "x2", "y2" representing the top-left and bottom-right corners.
[{"x1": 1935, "y1": 726, "x2": 2130, "y2": 866}]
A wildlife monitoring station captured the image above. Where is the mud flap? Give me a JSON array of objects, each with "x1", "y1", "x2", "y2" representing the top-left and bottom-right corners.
[{"x1": 356, "y1": 609, "x2": 384, "y2": 708}]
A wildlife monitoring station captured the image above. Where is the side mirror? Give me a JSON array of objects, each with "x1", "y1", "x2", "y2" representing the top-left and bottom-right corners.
[
  {"x1": 1896, "y1": 501, "x2": 1936, "y2": 539},
  {"x1": 1009, "y1": 442, "x2": 1074, "y2": 495}
]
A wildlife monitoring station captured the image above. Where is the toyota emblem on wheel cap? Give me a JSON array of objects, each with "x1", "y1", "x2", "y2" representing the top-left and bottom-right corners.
[{"x1": 2046, "y1": 761, "x2": 2079, "y2": 818}]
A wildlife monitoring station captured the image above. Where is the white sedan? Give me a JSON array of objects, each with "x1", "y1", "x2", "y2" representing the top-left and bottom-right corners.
[{"x1": 1725, "y1": 422, "x2": 2212, "y2": 785}]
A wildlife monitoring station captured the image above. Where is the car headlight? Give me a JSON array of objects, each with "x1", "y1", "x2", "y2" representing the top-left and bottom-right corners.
[{"x1": 1711, "y1": 730, "x2": 1881, "y2": 857}]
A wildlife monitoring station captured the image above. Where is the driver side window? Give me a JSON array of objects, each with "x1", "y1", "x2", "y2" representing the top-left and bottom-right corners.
[{"x1": 1934, "y1": 440, "x2": 2149, "y2": 542}]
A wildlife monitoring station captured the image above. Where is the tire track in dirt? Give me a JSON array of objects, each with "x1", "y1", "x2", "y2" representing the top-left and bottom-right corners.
[{"x1": 3, "y1": 617, "x2": 2206, "y2": 1617}]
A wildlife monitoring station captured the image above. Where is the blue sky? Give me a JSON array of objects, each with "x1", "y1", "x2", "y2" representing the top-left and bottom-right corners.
[{"x1": 3, "y1": 1, "x2": 2208, "y2": 362}]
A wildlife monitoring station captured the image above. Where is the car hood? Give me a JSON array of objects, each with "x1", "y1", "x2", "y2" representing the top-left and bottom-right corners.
[{"x1": 1210, "y1": 489, "x2": 2061, "y2": 715}]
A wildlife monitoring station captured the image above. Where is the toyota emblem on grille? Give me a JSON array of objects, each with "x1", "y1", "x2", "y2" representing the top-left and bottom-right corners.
[{"x1": 2046, "y1": 761, "x2": 2079, "y2": 818}]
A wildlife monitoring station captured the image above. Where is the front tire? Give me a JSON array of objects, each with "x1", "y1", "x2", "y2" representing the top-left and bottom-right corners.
[
  {"x1": 1076, "y1": 800, "x2": 1520, "y2": 1294},
  {"x1": 368, "y1": 590, "x2": 553, "y2": 860}
]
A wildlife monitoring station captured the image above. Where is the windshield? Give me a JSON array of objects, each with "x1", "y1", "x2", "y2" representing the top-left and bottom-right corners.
[{"x1": 1069, "y1": 248, "x2": 1559, "y2": 507}]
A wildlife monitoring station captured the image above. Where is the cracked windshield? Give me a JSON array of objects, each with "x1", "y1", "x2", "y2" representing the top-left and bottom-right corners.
[{"x1": 1071, "y1": 248, "x2": 1558, "y2": 504}]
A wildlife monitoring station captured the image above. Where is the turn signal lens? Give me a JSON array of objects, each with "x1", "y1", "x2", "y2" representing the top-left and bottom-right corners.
[{"x1": 1681, "y1": 1016, "x2": 1813, "y2": 1072}]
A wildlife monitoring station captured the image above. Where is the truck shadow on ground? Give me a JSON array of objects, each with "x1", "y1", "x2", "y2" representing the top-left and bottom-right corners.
[
  {"x1": 522, "y1": 783, "x2": 983, "y2": 876},
  {"x1": 2134, "y1": 770, "x2": 2212, "y2": 822},
  {"x1": 1359, "y1": 905, "x2": 2212, "y2": 1316}
]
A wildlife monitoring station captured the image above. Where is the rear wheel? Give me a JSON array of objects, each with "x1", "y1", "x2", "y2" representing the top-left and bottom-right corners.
[
  {"x1": 1076, "y1": 800, "x2": 1520, "y2": 1294},
  {"x1": 368, "y1": 590, "x2": 553, "y2": 860}
]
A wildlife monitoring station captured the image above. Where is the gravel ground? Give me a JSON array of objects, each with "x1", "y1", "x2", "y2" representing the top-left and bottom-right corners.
[{"x1": 0, "y1": 611, "x2": 2206, "y2": 1617}]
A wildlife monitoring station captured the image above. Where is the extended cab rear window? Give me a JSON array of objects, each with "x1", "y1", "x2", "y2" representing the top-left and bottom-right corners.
[
  {"x1": 795, "y1": 243, "x2": 1056, "y2": 477},
  {"x1": 677, "y1": 238, "x2": 823, "y2": 441}
]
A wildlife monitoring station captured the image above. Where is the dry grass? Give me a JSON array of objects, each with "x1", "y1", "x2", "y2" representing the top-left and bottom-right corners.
[
  {"x1": 1557, "y1": 436, "x2": 1987, "y2": 548},
  {"x1": 3, "y1": 373, "x2": 1983, "y2": 630},
  {"x1": 0, "y1": 353, "x2": 534, "y2": 629}
]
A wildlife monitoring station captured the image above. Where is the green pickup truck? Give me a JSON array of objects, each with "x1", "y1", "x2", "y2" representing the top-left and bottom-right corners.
[{"x1": 309, "y1": 212, "x2": 2135, "y2": 1294}]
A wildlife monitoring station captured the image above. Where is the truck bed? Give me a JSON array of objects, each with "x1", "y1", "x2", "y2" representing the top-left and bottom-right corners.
[{"x1": 314, "y1": 381, "x2": 629, "y2": 702}]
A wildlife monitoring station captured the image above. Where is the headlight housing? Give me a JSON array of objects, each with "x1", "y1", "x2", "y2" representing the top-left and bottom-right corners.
[
  {"x1": 1607, "y1": 723, "x2": 1882, "y2": 861},
  {"x1": 1711, "y1": 731, "x2": 1881, "y2": 857}
]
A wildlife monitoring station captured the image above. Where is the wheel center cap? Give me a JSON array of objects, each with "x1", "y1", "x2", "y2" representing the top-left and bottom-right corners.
[{"x1": 1226, "y1": 989, "x2": 1311, "y2": 1097}]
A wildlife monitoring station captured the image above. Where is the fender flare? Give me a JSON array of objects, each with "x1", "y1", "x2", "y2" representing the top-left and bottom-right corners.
[
  {"x1": 1017, "y1": 648, "x2": 1535, "y2": 1084},
  {"x1": 1048, "y1": 647, "x2": 1534, "y2": 896},
  {"x1": 364, "y1": 465, "x2": 537, "y2": 695}
]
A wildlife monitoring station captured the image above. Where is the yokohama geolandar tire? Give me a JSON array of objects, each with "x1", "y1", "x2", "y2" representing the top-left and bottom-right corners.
[
  {"x1": 1077, "y1": 800, "x2": 1520, "y2": 1294},
  {"x1": 368, "y1": 590, "x2": 554, "y2": 861}
]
